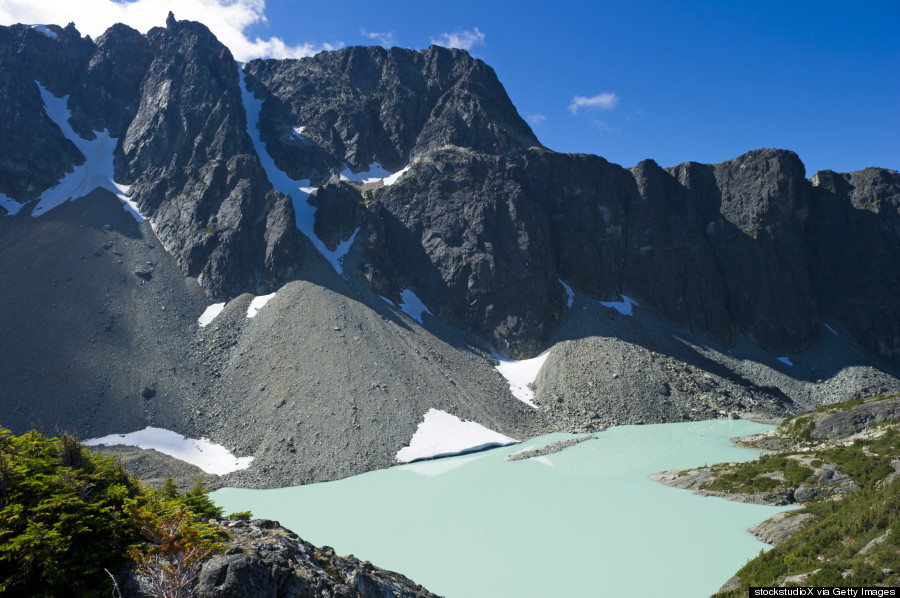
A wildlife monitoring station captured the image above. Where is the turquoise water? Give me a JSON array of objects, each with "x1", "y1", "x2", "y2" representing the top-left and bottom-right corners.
[{"x1": 212, "y1": 420, "x2": 794, "y2": 598}]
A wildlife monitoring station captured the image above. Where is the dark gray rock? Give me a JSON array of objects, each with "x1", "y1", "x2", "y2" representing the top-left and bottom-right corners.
[
  {"x1": 114, "y1": 16, "x2": 304, "y2": 299},
  {"x1": 309, "y1": 182, "x2": 366, "y2": 251},
  {"x1": 626, "y1": 159, "x2": 732, "y2": 344},
  {"x1": 197, "y1": 519, "x2": 441, "y2": 598},
  {"x1": 197, "y1": 553, "x2": 277, "y2": 597},
  {"x1": 243, "y1": 45, "x2": 540, "y2": 181},
  {"x1": 669, "y1": 149, "x2": 818, "y2": 354},
  {"x1": 4, "y1": 16, "x2": 898, "y2": 364},
  {"x1": 808, "y1": 168, "x2": 900, "y2": 368},
  {"x1": 811, "y1": 396, "x2": 900, "y2": 440},
  {"x1": 0, "y1": 24, "x2": 91, "y2": 201},
  {"x1": 357, "y1": 149, "x2": 565, "y2": 357},
  {"x1": 67, "y1": 23, "x2": 153, "y2": 139}
]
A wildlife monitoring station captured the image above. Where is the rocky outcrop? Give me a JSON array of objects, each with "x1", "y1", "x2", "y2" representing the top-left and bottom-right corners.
[
  {"x1": 810, "y1": 395, "x2": 900, "y2": 440},
  {"x1": 749, "y1": 512, "x2": 815, "y2": 546},
  {"x1": 649, "y1": 469, "x2": 795, "y2": 505},
  {"x1": 668, "y1": 150, "x2": 818, "y2": 353},
  {"x1": 196, "y1": 518, "x2": 440, "y2": 598}
]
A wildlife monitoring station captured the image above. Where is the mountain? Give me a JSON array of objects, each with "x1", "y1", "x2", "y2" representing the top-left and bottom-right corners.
[{"x1": 1, "y1": 14, "x2": 898, "y2": 488}]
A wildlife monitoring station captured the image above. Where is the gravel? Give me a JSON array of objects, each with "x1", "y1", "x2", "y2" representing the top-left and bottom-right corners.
[{"x1": 2, "y1": 190, "x2": 898, "y2": 489}]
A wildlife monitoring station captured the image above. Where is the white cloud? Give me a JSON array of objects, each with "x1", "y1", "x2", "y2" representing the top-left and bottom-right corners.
[
  {"x1": 431, "y1": 27, "x2": 485, "y2": 51},
  {"x1": 360, "y1": 28, "x2": 395, "y2": 47},
  {"x1": 0, "y1": 0, "x2": 340, "y2": 61},
  {"x1": 569, "y1": 92, "x2": 619, "y2": 114},
  {"x1": 526, "y1": 113, "x2": 547, "y2": 126}
]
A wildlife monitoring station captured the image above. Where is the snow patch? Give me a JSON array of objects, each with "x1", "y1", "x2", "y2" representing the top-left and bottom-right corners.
[
  {"x1": 559, "y1": 279, "x2": 575, "y2": 308},
  {"x1": 83, "y1": 427, "x2": 252, "y2": 475},
  {"x1": 493, "y1": 351, "x2": 551, "y2": 408},
  {"x1": 30, "y1": 82, "x2": 140, "y2": 221},
  {"x1": 198, "y1": 302, "x2": 226, "y2": 327},
  {"x1": 776, "y1": 356, "x2": 793, "y2": 367},
  {"x1": 292, "y1": 126, "x2": 306, "y2": 139},
  {"x1": 246, "y1": 293, "x2": 276, "y2": 318},
  {"x1": 398, "y1": 289, "x2": 432, "y2": 324},
  {"x1": 239, "y1": 68, "x2": 354, "y2": 274},
  {"x1": 339, "y1": 162, "x2": 411, "y2": 186},
  {"x1": 31, "y1": 24, "x2": 57, "y2": 39},
  {"x1": 600, "y1": 295, "x2": 636, "y2": 317},
  {"x1": 396, "y1": 409, "x2": 517, "y2": 463},
  {"x1": 0, "y1": 193, "x2": 24, "y2": 216},
  {"x1": 340, "y1": 161, "x2": 394, "y2": 184},
  {"x1": 824, "y1": 323, "x2": 839, "y2": 336},
  {"x1": 382, "y1": 165, "x2": 411, "y2": 186}
]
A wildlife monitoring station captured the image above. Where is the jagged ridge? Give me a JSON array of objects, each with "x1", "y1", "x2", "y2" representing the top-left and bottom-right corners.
[{"x1": 0, "y1": 14, "x2": 898, "y2": 366}]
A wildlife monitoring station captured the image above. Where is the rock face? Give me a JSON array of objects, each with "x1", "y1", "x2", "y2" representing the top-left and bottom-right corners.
[
  {"x1": 1, "y1": 17, "x2": 899, "y2": 361},
  {"x1": 669, "y1": 150, "x2": 818, "y2": 352},
  {"x1": 242, "y1": 45, "x2": 540, "y2": 179},
  {"x1": 810, "y1": 395, "x2": 900, "y2": 440},
  {"x1": 195, "y1": 518, "x2": 440, "y2": 598},
  {"x1": 808, "y1": 168, "x2": 900, "y2": 367}
]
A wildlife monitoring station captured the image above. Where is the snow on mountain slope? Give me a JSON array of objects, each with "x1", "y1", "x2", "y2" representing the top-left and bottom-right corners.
[
  {"x1": 493, "y1": 351, "x2": 551, "y2": 408},
  {"x1": 84, "y1": 427, "x2": 252, "y2": 475},
  {"x1": 239, "y1": 68, "x2": 356, "y2": 274},
  {"x1": 30, "y1": 82, "x2": 140, "y2": 221}
]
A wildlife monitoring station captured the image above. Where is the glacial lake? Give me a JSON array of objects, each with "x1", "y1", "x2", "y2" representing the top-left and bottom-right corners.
[{"x1": 212, "y1": 420, "x2": 794, "y2": 598}]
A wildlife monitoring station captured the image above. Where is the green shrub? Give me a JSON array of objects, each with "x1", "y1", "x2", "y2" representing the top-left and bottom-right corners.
[
  {"x1": 0, "y1": 428, "x2": 144, "y2": 595},
  {"x1": 0, "y1": 428, "x2": 226, "y2": 597}
]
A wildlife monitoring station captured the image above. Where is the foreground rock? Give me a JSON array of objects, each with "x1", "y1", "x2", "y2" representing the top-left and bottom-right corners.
[{"x1": 196, "y1": 518, "x2": 440, "y2": 598}]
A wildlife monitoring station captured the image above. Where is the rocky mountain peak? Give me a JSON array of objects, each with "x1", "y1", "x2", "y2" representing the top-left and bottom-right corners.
[
  {"x1": 243, "y1": 44, "x2": 539, "y2": 182},
  {"x1": 0, "y1": 17, "x2": 898, "y2": 365}
]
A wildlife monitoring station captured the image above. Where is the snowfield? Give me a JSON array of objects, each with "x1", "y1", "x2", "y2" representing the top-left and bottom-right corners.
[
  {"x1": 198, "y1": 302, "x2": 226, "y2": 327},
  {"x1": 396, "y1": 409, "x2": 517, "y2": 463},
  {"x1": 239, "y1": 68, "x2": 357, "y2": 274},
  {"x1": 600, "y1": 295, "x2": 636, "y2": 316},
  {"x1": 0, "y1": 193, "x2": 24, "y2": 216},
  {"x1": 493, "y1": 351, "x2": 551, "y2": 408},
  {"x1": 398, "y1": 289, "x2": 432, "y2": 324},
  {"x1": 30, "y1": 81, "x2": 141, "y2": 221},
  {"x1": 84, "y1": 427, "x2": 253, "y2": 475}
]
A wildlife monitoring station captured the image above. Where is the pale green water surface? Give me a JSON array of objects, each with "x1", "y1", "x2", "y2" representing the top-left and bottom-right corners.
[{"x1": 213, "y1": 419, "x2": 795, "y2": 598}]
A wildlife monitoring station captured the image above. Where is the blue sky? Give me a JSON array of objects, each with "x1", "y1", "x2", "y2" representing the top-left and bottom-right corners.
[{"x1": 2, "y1": 0, "x2": 897, "y2": 174}]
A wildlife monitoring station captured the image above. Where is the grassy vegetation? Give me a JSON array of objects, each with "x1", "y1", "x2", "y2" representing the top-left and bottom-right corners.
[
  {"x1": 706, "y1": 455, "x2": 813, "y2": 494},
  {"x1": 0, "y1": 427, "x2": 228, "y2": 597},
  {"x1": 716, "y1": 480, "x2": 900, "y2": 594},
  {"x1": 809, "y1": 392, "x2": 898, "y2": 414},
  {"x1": 710, "y1": 395, "x2": 900, "y2": 595}
]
